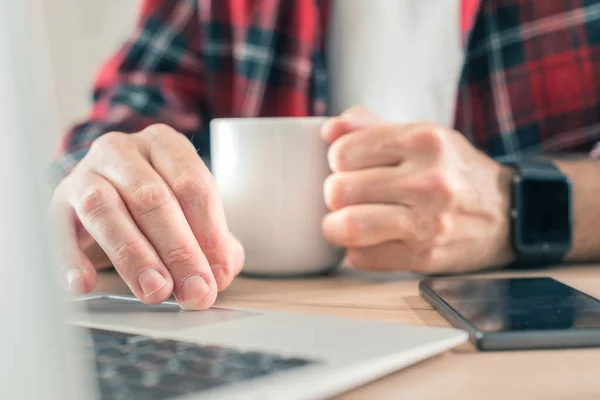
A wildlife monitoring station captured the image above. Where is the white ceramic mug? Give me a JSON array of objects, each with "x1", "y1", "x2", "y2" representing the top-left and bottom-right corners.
[{"x1": 210, "y1": 117, "x2": 345, "y2": 277}]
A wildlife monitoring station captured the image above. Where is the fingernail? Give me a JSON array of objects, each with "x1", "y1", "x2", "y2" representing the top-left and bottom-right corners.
[
  {"x1": 65, "y1": 268, "x2": 84, "y2": 293},
  {"x1": 180, "y1": 274, "x2": 212, "y2": 310},
  {"x1": 137, "y1": 269, "x2": 168, "y2": 297},
  {"x1": 212, "y1": 265, "x2": 228, "y2": 288}
]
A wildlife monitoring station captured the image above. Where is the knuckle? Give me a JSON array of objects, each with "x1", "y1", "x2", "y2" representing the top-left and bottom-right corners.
[
  {"x1": 163, "y1": 244, "x2": 198, "y2": 267},
  {"x1": 130, "y1": 182, "x2": 173, "y2": 216},
  {"x1": 426, "y1": 172, "x2": 455, "y2": 201},
  {"x1": 77, "y1": 186, "x2": 116, "y2": 223},
  {"x1": 195, "y1": 231, "x2": 224, "y2": 252},
  {"x1": 141, "y1": 123, "x2": 177, "y2": 139},
  {"x1": 142, "y1": 124, "x2": 195, "y2": 154},
  {"x1": 112, "y1": 241, "x2": 148, "y2": 266},
  {"x1": 415, "y1": 126, "x2": 445, "y2": 154},
  {"x1": 432, "y1": 213, "x2": 453, "y2": 237},
  {"x1": 91, "y1": 131, "x2": 128, "y2": 153},
  {"x1": 172, "y1": 175, "x2": 213, "y2": 207}
]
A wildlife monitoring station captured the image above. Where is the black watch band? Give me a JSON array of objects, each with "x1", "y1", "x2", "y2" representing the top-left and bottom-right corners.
[
  {"x1": 505, "y1": 159, "x2": 562, "y2": 179},
  {"x1": 499, "y1": 157, "x2": 572, "y2": 269}
]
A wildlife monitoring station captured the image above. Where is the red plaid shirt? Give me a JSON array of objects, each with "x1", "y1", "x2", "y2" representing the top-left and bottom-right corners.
[{"x1": 53, "y1": 0, "x2": 600, "y2": 182}]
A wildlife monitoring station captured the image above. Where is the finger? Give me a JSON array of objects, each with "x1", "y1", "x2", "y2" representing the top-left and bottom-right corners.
[
  {"x1": 327, "y1": 125, "x2": 409, "y2": 172},
  {"x1": 49, "y1": 196, "x2": 97, "y2": 295},
  {"x1": 143, "y1": 127, "x2": 244, "y2": 290},
  {"x1": 324, "y1": 167, "x2": 406, "y2": 210},
  {"x1": 69, "y1": 172, "x2": 174, "y2": 304},
  {"x1": 322, "y1": 204, "x2": 415, "y2": 247},
  {"x1": 93, "y1": 134, "x2": 217, "y2": 310},
  {"x1": 73, "y1": 217, "x2": 113, "y2": 269},
  {"x1": 347, "y1": 241, "x2": 469, "y2": 274},
  {"x1": 346, "y1": 241, "x2": 419, "y2": 271},
  {"x1": 321, "y1": 106, "x2": 385, "y2": 144},
  {"x1": 81, "y1": 239, "x2": 113, "y2": 270}
]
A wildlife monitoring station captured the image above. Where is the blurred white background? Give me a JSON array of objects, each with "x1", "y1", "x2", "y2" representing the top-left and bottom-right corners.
[{"x1": 45, "y1": 0, "x2": 139, "y2": 150}]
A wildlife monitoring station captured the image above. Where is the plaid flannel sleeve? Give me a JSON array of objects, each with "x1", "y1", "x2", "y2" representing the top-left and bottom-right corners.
[{"x1": 50, "y1": 0, "x2": 205, "y2": 185}]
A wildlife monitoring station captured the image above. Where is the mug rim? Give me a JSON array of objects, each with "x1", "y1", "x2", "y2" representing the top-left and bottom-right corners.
[{"x1": 210, "y1": 116, "x2": 329, "y2": 127}]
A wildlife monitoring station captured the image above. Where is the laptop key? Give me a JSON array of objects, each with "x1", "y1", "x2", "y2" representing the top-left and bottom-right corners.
[
  {"x1": 179, "y1": 345, "x2": 236, "y2": 361},
  {"x1": 272, "y1": 357, "x2": 313, "y2": 371},
  {"x1": 134, "y1": 339, "x2": 180, "y2": 354},
  {"x1": 95, "y1": 362, "x2": 118, "y2": 380},
  {"x1": 132, "y1": 350, "x2": 172, "y2": 366},
  {"x1": 156, "y1": 372, "x2": 227, "y2": 393},
  {"x1": 98, "y1": 377, "x2": 132, "y2": 400},
  {"x1": 117, "y1": 362, "x2": 165, "y2": 387},
  {"x1": 216, "y1": 363, "x2": 267, "y2": 382},
  {"x1": 126, "y1": 384, "x2": 179, "y2": 400},
  {"x1": 86, "y1": 329, "x2": 319, "y2": 397},
  {"x1": 168, "y1": 358, "x2": 216, "y2": 377},
  {"x1": 95, "y1": 344, "x2": 130, "y2": 359},
  {"x1": 229, "y1": 351, "x2": 278, "y2": 369},
  {"x1": 115, "y1": 365, "x2": 150, "y2": 382},
  {"x1": 174, "y1": 341, "x2": 201, "y2": 353}
]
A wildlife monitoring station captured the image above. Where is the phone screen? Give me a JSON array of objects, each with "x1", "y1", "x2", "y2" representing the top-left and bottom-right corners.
[{"x1": 423, "y1": 277, "x2": 600, "y2": 332}]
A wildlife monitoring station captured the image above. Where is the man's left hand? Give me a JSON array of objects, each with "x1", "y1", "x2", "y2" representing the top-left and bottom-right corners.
[{"x1": 321, "y1": 107, "x2": 515, "y2": 274}]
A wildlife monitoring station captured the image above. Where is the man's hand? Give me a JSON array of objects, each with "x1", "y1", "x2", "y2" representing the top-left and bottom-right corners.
[
  {"x1": 50, "y1": 124, "x2": 245, "y2": 310},
  {"x1": 320, "y1": 107, "x2": 514, "y2": 274}
]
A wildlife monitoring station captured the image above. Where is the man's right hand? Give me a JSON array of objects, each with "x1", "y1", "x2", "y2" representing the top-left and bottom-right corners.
[{"x1": 49, "y1": 124, "x2": 245, "y2": 310}]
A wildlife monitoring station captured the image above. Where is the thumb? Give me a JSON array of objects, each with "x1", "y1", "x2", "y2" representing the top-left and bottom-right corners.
[{"x1": 321, "y1": 106, "x2": 385, "y2": 143}]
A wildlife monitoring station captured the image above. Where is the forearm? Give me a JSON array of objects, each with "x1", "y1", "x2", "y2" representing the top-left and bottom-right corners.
[
  {"x1": 51, "y1": 0, "x2": 206, "y2": 186},
  {"x1": 554, "y1": 159, "x2": 600, "y2": 262}
]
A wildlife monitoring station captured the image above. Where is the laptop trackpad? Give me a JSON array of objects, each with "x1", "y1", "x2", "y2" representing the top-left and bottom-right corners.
[{"x1": 71, "y1": 294, "x2": 258, "y2": 332}]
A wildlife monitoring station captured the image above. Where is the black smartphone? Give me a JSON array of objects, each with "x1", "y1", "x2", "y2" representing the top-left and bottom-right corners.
[{"x1": 419, "y1": 276, "x2": 600, "y2": 351}]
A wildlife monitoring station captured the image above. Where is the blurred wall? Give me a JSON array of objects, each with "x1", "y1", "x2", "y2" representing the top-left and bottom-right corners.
[{"x1": 45, "y1": 0, "x2": 139, "y2": 147}]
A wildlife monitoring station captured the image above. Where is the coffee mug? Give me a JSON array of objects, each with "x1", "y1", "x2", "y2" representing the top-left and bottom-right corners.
[{"x1": 210, "y1": 117, "x2": 345, "y2": 277}]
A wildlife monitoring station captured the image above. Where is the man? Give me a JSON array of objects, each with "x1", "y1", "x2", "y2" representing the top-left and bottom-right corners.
[{"x1": 50, "y1": 0, "x2": 600, "y2": 310}]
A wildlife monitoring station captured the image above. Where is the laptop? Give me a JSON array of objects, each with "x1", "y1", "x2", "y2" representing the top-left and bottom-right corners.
[{"x1": 0, "y1": 1, "x2": 468, "y2": 399}]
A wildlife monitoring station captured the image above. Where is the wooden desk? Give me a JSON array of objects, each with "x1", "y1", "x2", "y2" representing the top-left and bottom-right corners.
[{"x1": 96, "y1": 265, "x2": 600, "y2": 400}]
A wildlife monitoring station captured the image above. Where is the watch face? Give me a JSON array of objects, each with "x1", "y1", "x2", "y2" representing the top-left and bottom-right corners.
[{"x1": 519, "y1": 178, "x2": 571, "y2": 246}]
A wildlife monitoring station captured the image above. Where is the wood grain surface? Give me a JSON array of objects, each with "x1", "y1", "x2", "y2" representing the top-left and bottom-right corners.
[{"x1": 95, "y1": 264, "x2": 600, "y2": 400}]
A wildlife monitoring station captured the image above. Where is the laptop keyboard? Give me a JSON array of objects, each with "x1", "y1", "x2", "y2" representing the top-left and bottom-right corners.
[{"x1": 86, "y1": 328, "x2": 316, "y2": 400}]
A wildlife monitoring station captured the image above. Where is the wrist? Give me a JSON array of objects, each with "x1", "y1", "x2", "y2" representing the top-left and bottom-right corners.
[
  {"x1": 552, "y1": 160, "x2": 591, "y2": 262},
  {"x1": 492, "y1": 164, "x2": 516, "y2": 267},
  {"x1": 498, "y1": 158, "x2": 573, "y2": 269}
]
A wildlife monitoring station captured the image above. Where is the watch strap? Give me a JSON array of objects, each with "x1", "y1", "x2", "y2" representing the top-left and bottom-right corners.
[
  {"x1": 500, "y1": 157, "x2": 571, "y2": 269},
  {"x1": 504, "y1": 158, "x2": 563, "y2": 180}
]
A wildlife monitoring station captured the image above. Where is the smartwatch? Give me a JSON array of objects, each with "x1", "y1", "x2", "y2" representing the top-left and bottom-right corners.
[{"x1": 500, "y1": 158, "x2": 572, "y2": 268}]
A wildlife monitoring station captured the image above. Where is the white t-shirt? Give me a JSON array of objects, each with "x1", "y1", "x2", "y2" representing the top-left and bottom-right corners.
[{"x1": 327, "y1": 0, "x2": 464, "y2": 128}]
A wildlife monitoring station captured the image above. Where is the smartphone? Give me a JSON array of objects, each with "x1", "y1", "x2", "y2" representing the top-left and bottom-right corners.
[{"x1": 419, "y1": 276, "x2": 600, "y2": 351}]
